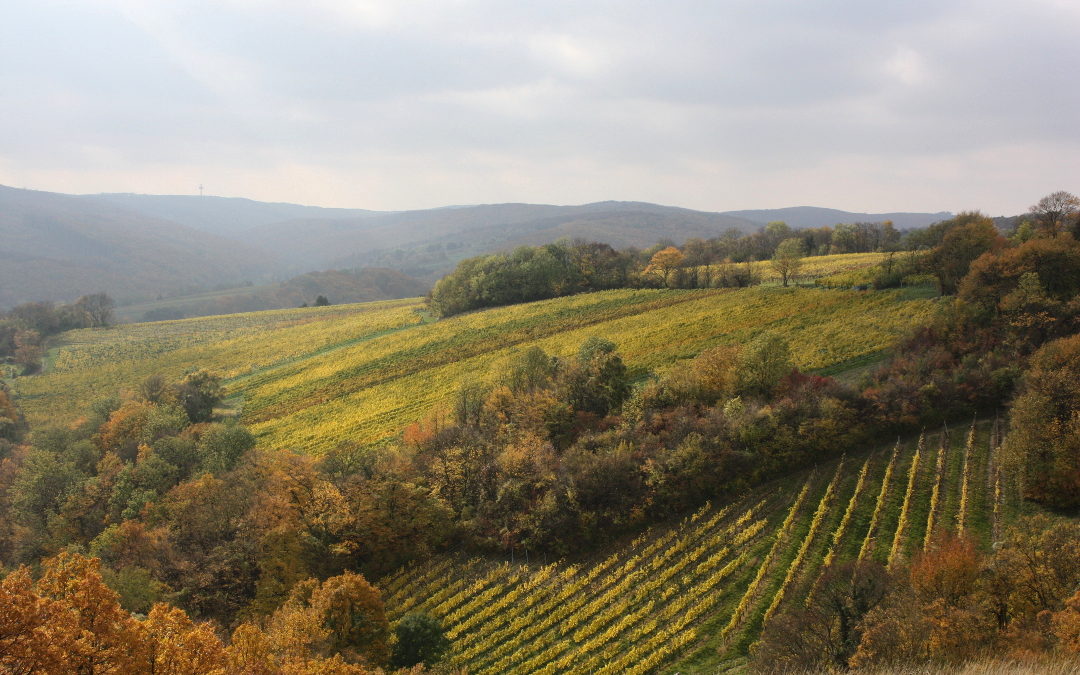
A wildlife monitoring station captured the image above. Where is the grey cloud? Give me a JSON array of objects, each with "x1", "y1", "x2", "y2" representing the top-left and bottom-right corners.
[{"x1": 0, "y1": 0, "x2": 1076, "y2": 214}]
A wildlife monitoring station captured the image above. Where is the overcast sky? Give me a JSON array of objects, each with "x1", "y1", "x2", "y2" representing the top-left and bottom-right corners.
[{"x1": 1, "y1": 0, "x2": 1077, "y2": 215}]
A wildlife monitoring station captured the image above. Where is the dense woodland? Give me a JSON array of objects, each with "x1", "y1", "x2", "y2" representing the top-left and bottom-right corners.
[{"x1": 1, "y1": 194, "x2": 1079, "y2": 672}]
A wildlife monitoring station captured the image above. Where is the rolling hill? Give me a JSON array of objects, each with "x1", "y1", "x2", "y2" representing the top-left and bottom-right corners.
[
  {"x1": 14, "y1": 270, "x2": 935, "y2": 455},
  {"x1": 9, "y1": 285, "x2": 1014, "y2": 671},
  {"x1": 2, "y1": 185, "x2": 955, "y2": 309},
  {"x1": 9, "y1": 247, "x2": 1072, "y2": 674},
  {"x1": 243, "y1": 202, "x2": 761, "y2": 276},
  {"x1": 92, "y1": 192, "x2": 382, "y2": 238},
  {"x1": 0, "y1": 185, "x2": 274, "y2": 308}
]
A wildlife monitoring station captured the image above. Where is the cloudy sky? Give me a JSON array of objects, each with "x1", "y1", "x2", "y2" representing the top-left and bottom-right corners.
[{"x1": 1, "y1": 0, "x2": 1077, "y2": 215}]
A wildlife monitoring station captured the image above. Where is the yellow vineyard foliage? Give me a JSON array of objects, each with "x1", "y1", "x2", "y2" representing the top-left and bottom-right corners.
[{"x1": 16, "y1": 286, "x2": 932, "y2": 454}]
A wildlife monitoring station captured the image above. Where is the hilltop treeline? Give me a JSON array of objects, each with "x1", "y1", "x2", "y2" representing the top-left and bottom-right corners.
[
  {"x1": 429, "y1": 196, "x2": 1080, "y2": 319},
  {"x1": 428, "y1": 220, "x2": 904, "y2": 316}
]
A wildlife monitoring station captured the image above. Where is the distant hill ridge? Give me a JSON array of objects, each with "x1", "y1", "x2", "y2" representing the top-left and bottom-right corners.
[
  {"x1": 723, "y1": 205, "x2": 954, "y2": 229},
  {"x1": 0, "y1": 184, "x2": 955, "y2": 307},
  {"x1": 0, "y1": 185, "x2": 273, "y2": 308}
]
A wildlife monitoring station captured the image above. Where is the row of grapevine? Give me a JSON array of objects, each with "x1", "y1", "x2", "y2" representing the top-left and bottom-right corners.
[
  {"x1": 957, "y1": 422, "x2": 976, "y2": 534},
  {"x1": 858, "y1": 441, "x2": 901, "y2": 562},
  {"x1": 923, "y1": 430, "x2": 950, "y2": 549},
  {"x1": 888, "y1": 433, "x2": 925, "y2": 569},
  {"x1": 987, "y1": 418, "x2": 1007, "y2": 542},
  {"x1": 719, "y1": 477, "x2": 814, "y2": 641},
  {"x1": 823, "y1": 456, "x2": 871, "y2": 568},
  {"x1": 762, "y1": 462, "x2": 844, "y2": 625}
]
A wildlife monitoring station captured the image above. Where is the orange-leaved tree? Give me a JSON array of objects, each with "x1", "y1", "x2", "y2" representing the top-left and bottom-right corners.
[
  {"x1": 228, "y1": 571, "x2": 389, "y2": 673},
  {"x1": 644, "y1": 246, "x2": 685, "y2": 286},
  {"x1": 0, "y1": 551, "x2": 229, "y2": 674}
]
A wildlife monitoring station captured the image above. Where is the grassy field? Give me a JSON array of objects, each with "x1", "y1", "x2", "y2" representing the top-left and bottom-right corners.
[
  {"x1": 13, "y1": 283, "x2": 934, "y2": 454},
  {"x1": 378, "y1": 422, "x2": 1018, "y2": 674}
]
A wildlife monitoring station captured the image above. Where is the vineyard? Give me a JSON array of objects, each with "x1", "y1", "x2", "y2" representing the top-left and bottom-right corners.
[
  {"x1": 379, "y1": 421, "x2": 1017, "y2": 674},
  {"x1": 689, "y1": 252, "x2": 890, "y2": 287},
  {"x1": 13, "y1": 298, "x2": 428, "y2": 426},
  {"x1": 746, "y1": 251, "x2": 888, "y2": 284},
  {"x1": 14, "y1": 282, "x2": 933, "y2": 454}
]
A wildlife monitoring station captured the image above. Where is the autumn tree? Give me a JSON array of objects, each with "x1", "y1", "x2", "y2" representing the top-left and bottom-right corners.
[
  {"x1": 13, "y1": 329, "x2": 43, "y2": 374},
  {"x1": 737, "y1": 332, "x2": 793, "y2": 397},
  {"x1": 910, "y1": 533, "x2": 981, "y2": 607},
  {"x1": 959, "y1": 234, "x2": 1080, "y2": 319},
  {"x1": 761, "y1": 220, "x2": 793, "y2": 253},
  {"x1": 172, "y1": 370, "x2": 223, "y2": 423},
  {"x1": 0, "y1": 566, "x2": 69, "y2": 673},
  {"x1": 197, "y1": 423, "x2": 256, "y2": 475},
  {"x1": 643, "y1": 345, "x2": 740, "y2": 409},
  {"x1": 137, "y1": 374, "x2": 170, "y2": 405},
  {"x1": 561, "y1": 336, "x2": 630, "y2": 417},
  {"x1": 73, "y1": 293, "x2": 115, "y2": 328},
  {"x1": 1052, "y1": 590, "x2": 1080, "y2": 654},
  {"x1": 770, "y1": 237, "x2": 805, "y2": 287},
  {"x1": 1030, "y1": 190, "x2": 1080, "y2": 234},
  {"x1": 644, "y1": 246, "x2": 685, "y2": 286},
  {"x1": 35, "y1": 551, "x2": 147, "y2": 673},
  {"x1": 994, "y1": 515, "x2": 1080, "y2": 619},
  {"x1": 231, "y1": 571, "x2": 389, "y2": 672},
  {"x1": 1002, "y1": 334, "x2": 1080, "y2": 508},
  {"x1": 139, "y1": 603, "x2": 227, "y2": 675},
  {"x1": 0, "y1": 386, "x2": 24, "y2": 442},
  {"x1": 928, "y1": 212, "x2": 1007, "y2": 295},
  {"x1": 753, "y1": 561, "x2": 890, "y2": 673},
  {"x1": 507, "y1": 346, "x2": 560, "y2": 394}
]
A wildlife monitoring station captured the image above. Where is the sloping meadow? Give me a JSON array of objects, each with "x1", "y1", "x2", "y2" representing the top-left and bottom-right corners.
[{"x1": 16, "y1": 285, "x2": 932, "y2": 454}]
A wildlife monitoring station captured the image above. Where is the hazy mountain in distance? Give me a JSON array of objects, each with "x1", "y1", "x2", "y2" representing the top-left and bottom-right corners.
[
  {"x1": 2, "y1": 184, "x2": 964, "y2": 309},
  {"x1": 0, "y1": 185, "x2": 274, "y2": 308},
  {"x1": 249, "y1": 201, "x2": 760, "y2": 276},
  {"x1": 92, "y1": 193, "x2": 382, "y2": 238},
  {"x1": 722, "y1": 206, "x2": 953, "y2": 229}
]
